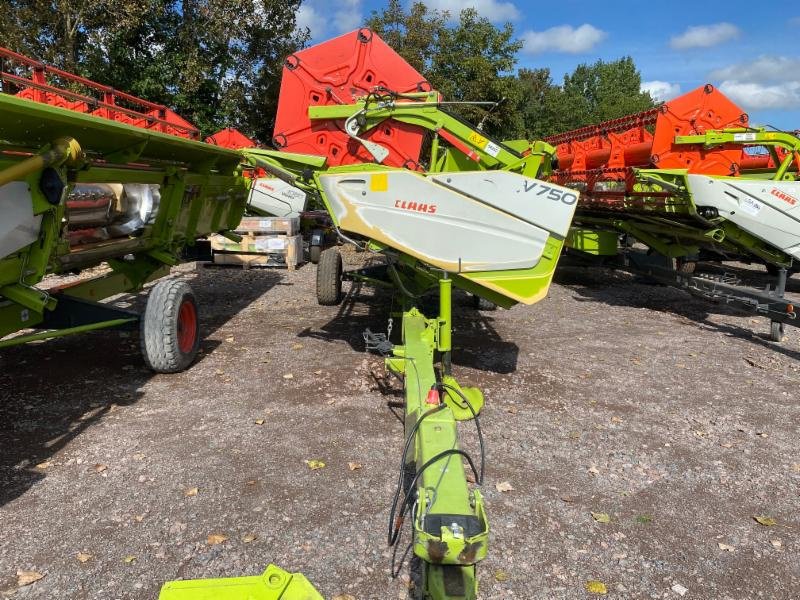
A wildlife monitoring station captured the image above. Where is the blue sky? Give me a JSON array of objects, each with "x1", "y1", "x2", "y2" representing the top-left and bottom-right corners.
[{"x1": 296, "y1": 0, "x2": 800, "y2": 130}]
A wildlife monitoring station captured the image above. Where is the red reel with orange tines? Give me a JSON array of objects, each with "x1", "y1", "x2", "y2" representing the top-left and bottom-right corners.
[{"x1": 273, "y1": 28, "x2": 430, "y2": 169}]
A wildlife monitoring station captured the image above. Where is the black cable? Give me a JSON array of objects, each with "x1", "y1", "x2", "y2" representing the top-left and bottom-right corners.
[
  {"x1": 386, "y1": 259, "x2": 422, "y2": 299},
  {"x1": 440, "y1": 383, "x2": 486, "y2": 486},
  {"x1": 387, "y1": 402, "x2": 446, "y2": 546},
  {"x1": 388, "y1": 448, "x2": 480, "y2": 547}
]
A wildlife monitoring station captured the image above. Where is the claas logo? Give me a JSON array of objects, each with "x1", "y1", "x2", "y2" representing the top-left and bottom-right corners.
[
  {"x1": 770, "y1": 188, "x2": 798, "y2": 206},
  {"x1": 394, "y1": 200, "x2": 437, "y2": 214}
]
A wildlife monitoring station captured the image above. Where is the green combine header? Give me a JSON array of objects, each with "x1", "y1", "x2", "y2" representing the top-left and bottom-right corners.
[{"x1": 0, "y1": 53, "x2": 249, "y2": 370}]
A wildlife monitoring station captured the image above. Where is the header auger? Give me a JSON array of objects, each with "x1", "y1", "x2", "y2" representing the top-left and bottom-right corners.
[{"x1": 547, "y1": 84, "x2": 749, "y2": 184}]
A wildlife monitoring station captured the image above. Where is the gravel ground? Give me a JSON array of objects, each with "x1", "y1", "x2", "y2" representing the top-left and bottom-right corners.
[{"x1": 0, "y1": 255, "x2": 798, "y2": 600}]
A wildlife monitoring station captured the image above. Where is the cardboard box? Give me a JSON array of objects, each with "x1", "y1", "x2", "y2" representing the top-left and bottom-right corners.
[
  {"x1": 234, "y1": 216, "x2": 299, "y2": 236},
  {"x1": 209, "y1": 233, "x2": 303, "y2": 270}
]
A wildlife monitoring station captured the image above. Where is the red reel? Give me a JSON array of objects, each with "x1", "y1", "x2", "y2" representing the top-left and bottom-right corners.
[{"x1": 273, "y1": 28, "x2": 429, "y2": 168}]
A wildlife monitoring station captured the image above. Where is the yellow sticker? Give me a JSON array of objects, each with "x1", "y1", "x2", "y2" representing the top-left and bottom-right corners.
[
  {"x1": 370, "y1": 173, "x2": 388, "y2": 192},
  {"x1": 766, "y1": 132, "x2": 777, "y2": 140},
  {"x1": 468, "y1": 131, "x2": 489, "y2": 149}
]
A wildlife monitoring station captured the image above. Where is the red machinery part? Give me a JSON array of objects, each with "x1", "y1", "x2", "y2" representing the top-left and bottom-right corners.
[
  {"x1": 0, "y1": 46, "x2": 200, "y2": 139},
  {"x1": 273, "y1": 28, "x2": 430, "y2": 168},
  {"x1": 205, "y1": 127, "x2": 256, "y2": 149},
  {"x1": 548, "y1": 85, "x2": 750, "y2": 188},
  {"x1": 738, "y1": 145, "x2": 792, "y2": 171}
]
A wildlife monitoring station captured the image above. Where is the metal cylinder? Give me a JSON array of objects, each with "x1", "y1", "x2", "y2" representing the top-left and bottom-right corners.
[{"x1": 438, "y1": 275, "x2": 452, "y2": 354}]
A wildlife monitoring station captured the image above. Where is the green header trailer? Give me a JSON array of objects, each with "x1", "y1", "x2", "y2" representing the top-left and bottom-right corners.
[
  {"x1": 0, "y1": 55, "x2": 249, "y2": 371},
  {"x1": 161, "y1": 29, "x2": 580, "y2": 600},
  {"x1": 547, "y1": 85, "x2": 799, "y2": 339},
  {"x1": 0, "y1": 32, "x2": 578, "y2": 600},
  {"x1": 7, "y1": 29, "x2": 798, "y2": 600}
]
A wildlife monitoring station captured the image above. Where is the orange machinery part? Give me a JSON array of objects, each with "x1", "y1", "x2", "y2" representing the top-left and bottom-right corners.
[
  {"x1": 205, "y1": 127, "x2": 256, "y2": 149},
  {"x1": 547, "y1": 84, "x2": 750, "y2": 187},
  {"x1": 0, "y1": 46, "x2": 199, "y2": 139},
  {"x1": 272, "y1": 28, "x2": 431, "y2": 169}
]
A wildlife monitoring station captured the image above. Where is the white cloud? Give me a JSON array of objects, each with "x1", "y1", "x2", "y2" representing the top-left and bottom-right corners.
[
  {"x1": 521, "y1": 24, "x2": 607, "y2": 55},
  {"x1": 333, "y1": 0, "x2": 363, "y2": 33},
  {"x1": 670, "y1": 22, "x2": 740, "y2": 49},
  {"x1": 422, "y1": 0, "x2": 520, "y2": 22},
  {"x1": 709, "y1": 55, "x2": 800, "y2": 110},
  {"x1": 295, "y1": 4, "x2": 325, "y2": 36},
  {"x1": 641, "y1": 81, "x2": 681, "y2": 102},
  {"x1": 710, "y1": 56, "x2": 800, "y2": 84},
  {"x1": 296, "y1": 0, "x2": 363, "y2": 39},
  {"x1": 719, "y1": 81, "x2": 800, "y2": 110}
]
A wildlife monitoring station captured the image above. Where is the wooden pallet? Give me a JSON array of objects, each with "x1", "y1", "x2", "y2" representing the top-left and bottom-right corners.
[{"x1": 208, "y1": 215, "x2": 304, "y2": 270}]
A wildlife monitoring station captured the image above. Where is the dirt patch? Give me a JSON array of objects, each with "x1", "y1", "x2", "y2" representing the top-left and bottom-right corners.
[{"x1": 0, "y1": 258, "x2": 798, "y2": 599}]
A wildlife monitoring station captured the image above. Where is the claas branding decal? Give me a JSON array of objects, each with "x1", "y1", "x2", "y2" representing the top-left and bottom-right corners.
[
  {"x1": 394, "y1": 200, "x2": 437, "y2": 214},
  {"x1": 770, "y1": 188, "x2": 798, "y2": 206}
]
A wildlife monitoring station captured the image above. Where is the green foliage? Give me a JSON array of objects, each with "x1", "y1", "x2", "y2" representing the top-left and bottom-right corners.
[
  {"x1": 367, "y1": 1, "x2": 654, "y2": 141},
  {"x1": 367, "y1": 1, "x2": 524, "y2": 138},
  {"x1": 0, "y1": 0, "x2": 655, "y2": 144},
  {"x1": 0, "y1": 0, "x2": 307, "y2": 141},
  {"x1": 519, "y1": 58, "x2": 655, "y2": 139},
  {"x1": 518, "y1": 67, "x2": 564, "y2": 140},
  {"x1": 559, "y1": 57, "x2": 655, "y2": 126},
  {"x1": 364, "y1": 0, "x2": 447, "y2": 75}
]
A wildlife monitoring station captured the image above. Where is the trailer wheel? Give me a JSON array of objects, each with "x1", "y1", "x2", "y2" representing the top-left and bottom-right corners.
[
  {"x1": 316, "y1": 247, "x2": 343, "y2": 305},
  {"x1": 309, "y1": 244, "x2": 322, "y2": 264},
  {"x1": 770, "y1": 321, "x2": 785, "y2": 343},
  {"x1": 141, "y1": 279, "x2": 200, "y2": 373}
]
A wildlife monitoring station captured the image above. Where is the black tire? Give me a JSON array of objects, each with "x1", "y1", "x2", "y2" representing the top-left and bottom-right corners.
[
  {"x1": 316, "y1": 247, "x2": 343, "y2": 305},
  {"x1": 472, "y1": 294, "x2": 497, "y2": 311},
  {"x1": 140, "y1": 279, "x2": 200, "y2": 373},
  {"x1": 309, "y1": 244, "x2": 322, "y2": 264}
]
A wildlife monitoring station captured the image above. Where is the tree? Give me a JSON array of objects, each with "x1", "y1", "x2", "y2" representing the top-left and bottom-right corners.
[
  {"x1": 560, "y1": 57, "x2": 655, "y2": 129},
  {"x1": 367, "y1": 1, "x2": 525, "y2": 138},
  {"x1": 0, "y1": 1, "x2": 159, "y2": 72},
  {"x1": 518, "y1": 67, "x2": 563, "y2": 139},
  {"x1": 0, "y1": 0, "x2": 308, "y2": 140},
  {"x1": 364, "y1": 0, "x2": 447, "y2": 76},
  {"x1": 1, "y1": 1, "x2": 656, "y2": 144},
  {"x1": 518, "y1": 58, "x2": 656, "y2": 139}
]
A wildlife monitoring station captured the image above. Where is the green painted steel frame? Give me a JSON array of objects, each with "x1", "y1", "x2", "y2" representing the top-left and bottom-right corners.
[
  {"x1": 157, "y1": 278, "x2": 490, "y2": 600},
  {"x1": 307, "y1": 92, "x2": 554, "y2": 178},
  {"x1": 568, "y1": 127, "x2": 800, "y2": 268},
  {"x1": 386, "y1": 277, "x2": 488, "y2": 599},
  {"x1": 0, "y1": 93, "x2": 249, "y2": 344},
  {"x1": 159, "y1": 564, "x2": 323, "y2": 600},
  {"x1": 246, "y1": 92, "x2": 568, "y2": 309},
  {"x1": 675, "y1": 128, "x2": 800, "y2": 181},
  {"x1": 572, "y1": 154, "x2": 799, "y2": 269}
]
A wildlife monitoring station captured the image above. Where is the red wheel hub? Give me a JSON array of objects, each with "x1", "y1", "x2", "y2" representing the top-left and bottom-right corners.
[{"x1": 177, "y1": 299, "x2": 197, "y2": 353}]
